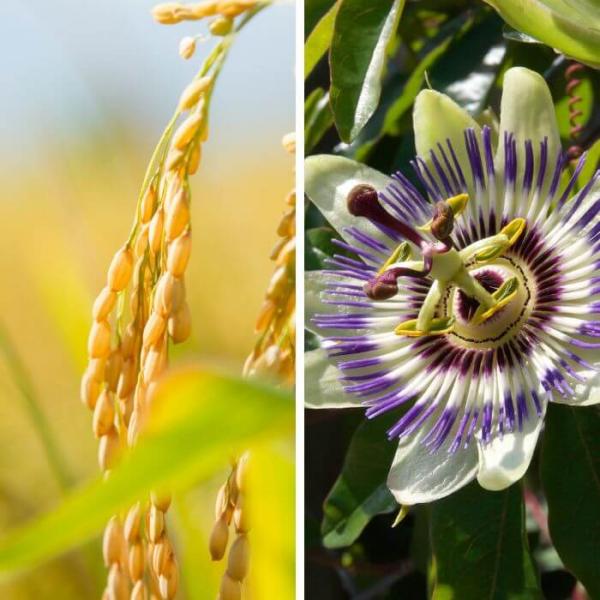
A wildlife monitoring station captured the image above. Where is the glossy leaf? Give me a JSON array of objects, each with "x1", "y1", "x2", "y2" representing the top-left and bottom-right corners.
[
  {"x1": 485, "y1": 0, "x2": 600, "y2": 69},
  {"x1": 429, "y1": 13, "x2": 506, "y2": 115},
  {"x1": 430, "y1": 482, "x2": 541, "y2": 599},
  {"x1": 305, "y1": 89, "x2": 334, "y2": 153},
  {"x1": 0, "y1": 369, "x2": 292, "y2": 582},
  {"x1": 330, "y1": 0, "x2": 405, "y2": 142},
  {"x1": 305, "y1": 1, "x2": 339, "y2": 79},
  {"x1": 381, "y1": 12, "x2": 475, "y2": 137},
  {"x1": 321, "y1": 415, "x2": 398, "y2": 548},
  {"x1": 502, "y1": 26, "x2": 543, "y2": 45},
  {"x1": 541, "y1": 403, "x2": 600, "y2": 599},
  {"x1": 306, "y1": 0, "x2": 337, "y2": 37},
  {"x1": 305, "y1": 226, "x2": 341, "y2": 270}
]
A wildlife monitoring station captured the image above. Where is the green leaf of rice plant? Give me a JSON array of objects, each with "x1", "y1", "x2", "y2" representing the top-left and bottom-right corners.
[{"x1": 0, "y1": 368, "x2": 293, "y2": 582}]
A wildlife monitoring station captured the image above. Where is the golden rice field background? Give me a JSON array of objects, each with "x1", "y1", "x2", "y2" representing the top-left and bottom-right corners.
[{"x1": 0, "y1": 1, "x2": 294, "y2": 597}]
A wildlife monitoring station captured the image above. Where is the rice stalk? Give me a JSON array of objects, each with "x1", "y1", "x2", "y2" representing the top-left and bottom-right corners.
[
  {"x1": 80, "y1": 3, "x2": 270, "y2": 598},
  {"x1": 210, "y1": 133, "x2": 296, "y2": 599}
]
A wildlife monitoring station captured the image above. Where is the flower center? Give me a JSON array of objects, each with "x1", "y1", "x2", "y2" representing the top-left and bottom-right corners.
[
  {"x1": 455, "y1": 269, "x2": 503, "y2": 322},
  {"x1": 444, "y1": 258, "x2": 533, "y2": 349}
]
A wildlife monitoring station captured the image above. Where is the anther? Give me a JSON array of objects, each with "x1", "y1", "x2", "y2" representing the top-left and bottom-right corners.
[
  {"x1": 346, "y1": 184, "x2": 425, "y2": 246},
  {"x1": 364, "y1": 272, "x2": 399, "y2": 301},
  {"x1": 430, "y1": 200, "x2": 454, "y2": 241},
  {"x1": 364, "y1": 265, "x2": 430, "y2": 301}
]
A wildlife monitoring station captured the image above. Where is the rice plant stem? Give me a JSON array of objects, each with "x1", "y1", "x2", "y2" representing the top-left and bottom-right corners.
[{"x1": 0, "y1": 322, "x2": 73, "y2": 491}]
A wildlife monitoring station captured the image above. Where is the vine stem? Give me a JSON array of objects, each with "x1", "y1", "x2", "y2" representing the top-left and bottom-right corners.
[{"x1": 0, "y1": 321, "x2": 73, "y2": 492}]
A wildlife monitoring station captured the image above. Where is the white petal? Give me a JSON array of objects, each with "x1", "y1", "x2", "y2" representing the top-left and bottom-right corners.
[
  {"x1": 387, "y1": 430, "x2": 478, "y2": 505},
  {"x1": 413, "y1": 89, "x2": 482, "y2": 201},
  {"x1": 476, "y1": 407, "x2": 546, "y2": 491},
  {"x1": 551, "y1": 379, "x2": 600, "y2": 406},
  {"x1": 304, "y1": 347, "x2": 362, "y2": 409},
  {"x1": 414, "y1": 89, "x2": 481, "y2": 169},
  {"x1": 496, "y1": 67, "x2": 560, "y2": 186},
  {"x1": 305, "y1": 269, "x2": 364, "y2": 336},
  {"x1": 305, "y1": 154, "x2": 393, "y2": 246}
]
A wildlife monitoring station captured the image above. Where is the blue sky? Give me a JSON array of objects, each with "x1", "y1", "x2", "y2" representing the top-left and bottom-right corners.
[{"x1": 0, "y1": 1, "x2": 295, "y2": 165}]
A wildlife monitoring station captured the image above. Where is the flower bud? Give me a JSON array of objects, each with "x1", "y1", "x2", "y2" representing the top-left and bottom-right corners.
[
  {"x1": 151, "y1": 490, "x2": 172, "y2": 512},
  {"x1": 143, "y1": 313, "x2": 167, "y2": 348},
  {"x1": 143, "y1": 346, "x2": 165, "y2": 383},
  {"x1": 107, "y1": 247, "x2": 134, "y2": 292},
  {"x1": 131, "y1": 580, "x2": 147, "y2": 600},
  {"x1": 93, "y1": 287, "x2": 117, "y2": 321},
  {"x1": 117, "y1": 358, "x2": 137, "y2": 399},
  {"x1": 149, "y1": 209, "x2": 164, "y2": 254},
  {"x1": 128, "y1": 541, "x2": 145, "y2": 581},
  {"x1": 93, "y1": 390, "x2": 115, "y2": 437},
  {"x1": 152, "y1": 536, "x2": 173, "y2": 575},
  {"x1": 227, "y1": 534, "x2": 249, "y2": 581},
  {"x1": 158, "y1": 557, "x2": 179, "y2": 599},
  {"x1": 218, "y1": 0, "x2": 253, "y2": 17},
  {"x1": 430, "y1": 200, "x2": 454, "y2": 240},
  {"x1": 173, "y1": 112, "x2": 203, "y2": 150},
  {"x1": 81, "y1": 370, "x2": 101, "y2": 409},
  {"x1": 179, "y1": 36, "x2": 196, "y2": 60},
  {"x1": 209, "y1": 16, "x2": 233, "y2": 36},
  {"x1": 281, "y1": 131, "x2": 295, "y2": 154},
  {"x1": 148, "y1": 505, "x2": 165, "y2": 543},
  {"x1": 215, "y1": 483, "x2": 229, "y2": 520},
  {"x1": 124, "y1": 502, "x2": 142, "y2": 543},
  {"x1": 165, "y1": 189, "x2": 190, "y2": 241},
  {"x1": 87, "y1": 357, "x2": 106, "y2": 383},
  {"x1": 209, "y1": 516, "x2": 229, "y2": 560},
  {"x1": 189, "y1": 1, "x2": 219, "y2": 18},
  {"x1": 152, "y1": 2, "x2": 183, "y2": 24},
  {"x1": 178, "y1": 77, "x2": 211, "y2": 111},
  {"x1": 105, "y1": 350, "x2": 122, "y2": 392},
  {"x1": 188, "y1": 143, "x2": 202, "y2": 174},
  {"x1": 235, "y1": 452, "x2": 249, "y2": 494},
  {"x1": 98, "y1": 427, "x2": 120, "y2": 472},
  {"x1": 233, "y1": 494, "x2": 249, "y2": 533},
  {"x1": 219, "y1": 573, "x2": 241, "y2": 600},
  {"x1": 167, "y1": 231, "x2": 192, "y2": 277},
  {"x1": 140, "y1": 185, "x2": 156, "y2": 223},
  {"x1": 102, "y1": 516, "x2": 123, "y2": 566},
  {"x1": 107, "y1": 563, "x2": 128, "y2": 600},
  {"x1": 168, "y1": 302, "x2": 191, "y2": 343},
  {"x1": 88, "y1": 320, "x2": 111, "y2": 358}
]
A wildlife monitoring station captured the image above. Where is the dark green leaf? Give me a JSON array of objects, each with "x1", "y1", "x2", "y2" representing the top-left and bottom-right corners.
[
  {"x1": 381, "y1": 12, "x2": 476, "y2": 137},
  {"x1": 429, "y1": 13, "x2": 506, "y2": 115},
  {"x1": 305, "y1": 1, "x2": 339, "y2": 79},
  {"x1": 330, "y1": 0, "x2": 405, "y2": 142},
  {"x1": 430, "y1": 482, "x2": 541, "y2": 599},
  {"x1": 306, "y1": 0, "x2": 337, "y2": 38},
  {"x1": 502, "y1": 25, "x2": 543, "y2": 45},
  {"x1": 305, "y1": 226, "x2": 348, "y2": 270},
  {"x1": 321, "y1": 415, "x2": 398, "y2": 549},
  {"x1": 541, "y1": 403, "x2": 600, "y2": 599},
  {"x1": 305, "y1": 89, "x2": 334, "y2": 153}
]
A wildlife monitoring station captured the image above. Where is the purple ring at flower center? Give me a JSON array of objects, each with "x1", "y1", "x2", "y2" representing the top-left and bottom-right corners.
[{"x1": 455, "y1": 269, "x2": 504, "y2": 322}]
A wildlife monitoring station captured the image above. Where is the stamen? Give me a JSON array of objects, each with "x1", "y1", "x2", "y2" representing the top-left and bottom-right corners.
[
  {"x1": 430, "y1": 200, "x2": 454, "y2": 241},
  {"x1": 364, "y1": 262, "x2": 430, "y2": 300},
  {"x1": 346, "y1": 184, "x2": 425, "y2": 246}
]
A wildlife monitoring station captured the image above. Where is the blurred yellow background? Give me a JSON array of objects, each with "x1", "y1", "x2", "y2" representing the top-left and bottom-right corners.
[{"x1": 0, "y1": 0, "x2": 294, "y2": 597}]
